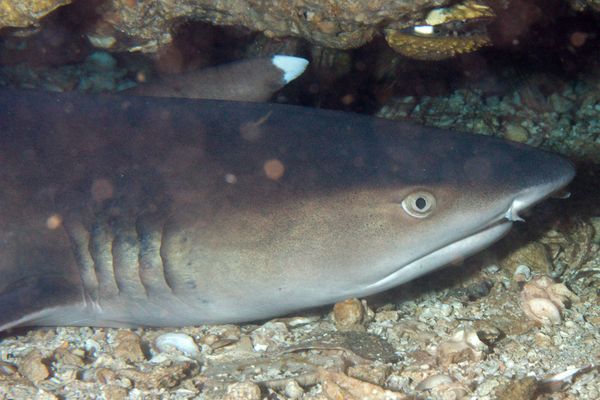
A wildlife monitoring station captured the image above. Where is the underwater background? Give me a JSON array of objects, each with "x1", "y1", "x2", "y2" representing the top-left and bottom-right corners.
[{"x1": 0, "y1": 0, "x2": 599, "y2": 398}]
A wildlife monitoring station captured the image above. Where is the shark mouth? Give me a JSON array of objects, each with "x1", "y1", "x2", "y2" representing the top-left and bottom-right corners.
[{"x1": 362, "y1": 219, "x2": 513, "y2": 294}]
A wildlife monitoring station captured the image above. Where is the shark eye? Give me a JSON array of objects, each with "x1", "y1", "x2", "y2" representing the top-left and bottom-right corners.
[{"x1": 401, "y1": 191, "x2": 436, "y2": 218}]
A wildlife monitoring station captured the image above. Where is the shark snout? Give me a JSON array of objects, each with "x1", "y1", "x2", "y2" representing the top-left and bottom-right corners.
[{"x1": 508, "y1": 152, "x2": 575, "y2": 220}]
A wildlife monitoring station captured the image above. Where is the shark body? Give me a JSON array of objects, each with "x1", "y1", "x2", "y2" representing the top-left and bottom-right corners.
[{"x1": 0, "y1": 89, "x2": 574, "y2": 331}]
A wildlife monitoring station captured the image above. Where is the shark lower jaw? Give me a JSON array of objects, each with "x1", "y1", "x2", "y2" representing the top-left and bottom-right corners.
[{"x1": 360, "y1": 220, "x2": 513, "y2": 296}]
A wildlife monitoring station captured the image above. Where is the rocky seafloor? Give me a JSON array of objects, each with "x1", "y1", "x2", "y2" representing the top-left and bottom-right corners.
[{"x1": 1, "y1": 5, "x2": 600, "y2": 400}]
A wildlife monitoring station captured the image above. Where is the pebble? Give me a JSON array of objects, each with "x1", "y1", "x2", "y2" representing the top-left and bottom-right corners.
[
  {"x1": 94, "y1": 368, "x2": 119, "y2": 384},
  {"x1": 250, "y1": 322, "x2": 289, "y2": 352},
  {"x1": 505, "y1": 124, "x2": 529, "y2": 143},
  {"x1": 19, "y1": 350, "x2": 49, "y2": 383},
  {"x1": 102, "y1": 385, "x2": 129, "y2": 399},
  {"x1": 348, "y1": 363, "x2": 390, "y2": 385},
  {"x1": 84, "y1": 338, "x2": 101, "y2": 355},
  {"x1": 0, "y1": 361, "x2": 17, "y2": 376},
  {"x1": 284, "y1": 380, "x2": 304, "y2": 399},
  {"x1": 333, "y1": 298, "x2": 365, "y2": 330},
  {"x1": 114, "y1": 331, "x2": 146, "y2": 362},
  {"x1": 504, "y1": 243, "x2": 552, "y2": 277},
  {"x1": 224, "y1": 381, "x2": 262, "y2": 400},
  {"x1": 495, "y1": 377, "x2": 538, "y2": 400},
  {"x1": 374, "y1": 310, "x2": 399, "y2": 323},
  {"x1": 534, "y1": 332, "x2": 554, "y2": 348},
  {"x1": 589, "y1": 217, "x2": 600, "y2": 244},
  {"x1": 85, "y1": 51, "x2": 118, "y2": 70},
  {"x1": 53, "y1": 347, "x2": 84, "y2": 367},
  {"x1": 483, "y1": 264, "x2": 500, "y2": 274},
  {"x1": 514, "y1": 264, "x2": 532, "y2": 282}
]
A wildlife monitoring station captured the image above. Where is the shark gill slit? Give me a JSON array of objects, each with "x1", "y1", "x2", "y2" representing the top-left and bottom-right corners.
[
  {"x1": 68, "y1": 216, "x2": 177, "y2": 304},
  {"x1": 112, "y1": 223, "x2": 148, "y2": 298},
  {"x1": 158, "y1": 221, "x2": 177, "y2": 294},
  {"x1": 65, "y1": 220, "x2": 99, "y2": 304},
  {"x1": 89, "y1": 221, "x2": 120, "y2": 298},
  {"x1": 135, "y1": 216, "x2": 174, "y2": 296}
]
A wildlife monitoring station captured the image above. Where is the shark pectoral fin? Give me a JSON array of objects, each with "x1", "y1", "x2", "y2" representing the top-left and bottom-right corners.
[
  {"x1": 125, "y1": 55, "x2": 309, "y2": 101},
  {"x1": 0, "y1": 275, "x2": 82, "y2": 332}
]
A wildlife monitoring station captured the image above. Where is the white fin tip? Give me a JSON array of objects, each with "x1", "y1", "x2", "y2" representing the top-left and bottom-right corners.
[{"x1": 271, "y1": 55, "x2": 309, "y2": 83}]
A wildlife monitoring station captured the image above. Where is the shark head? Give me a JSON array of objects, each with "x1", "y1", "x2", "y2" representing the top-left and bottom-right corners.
[{"x1": 293, "y1": 121, "x2": 576, "y2": 299}]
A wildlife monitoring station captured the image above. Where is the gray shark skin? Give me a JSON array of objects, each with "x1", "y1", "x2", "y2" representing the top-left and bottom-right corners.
[{"x1": 0, "y1": 90, "x2": 574, "y2": 331}]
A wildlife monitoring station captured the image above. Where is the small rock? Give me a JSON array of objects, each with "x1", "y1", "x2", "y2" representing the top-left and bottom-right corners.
[
  {"x1": 495, "y1": 377, "x2": 538, "y2": 400},
  {"x1": 503, "y1": 242, "x2": 552, "y2": 277},
  {"x1": 589, "y1": 217, "x2": 600, "y2": 244},
  {"x1": 31, "y1": 390, "x2": 58, "y2": 400},
  {"x1": 472, "y1": 321, "x2": 503, "y2": 346},
  {"x1": 483, "y1": 264, "x2": 500, "y2": 274},
  {"x1": 284, "y1": 380, "x2": 304, "y2": 399},
  {"x1": 85, "y1": 51, "x2": 118, "y2": 70},
  {"x1": 333, "y1": 298, "x2": 365, "y2": 331},
  {"x1": 464, "y1": 280, "x2": 493, "y2": 301},
  {"x1": 534, "y1": 332, "x2": 554, "y2": 348},
  {"x1": 19, "y1": 350, "x2": 49, "y2": 383},
  {"x1": 114, "y1": 331, "x2": 146, "y2": 362},
  {"x1": 94, "y1": 368, "x2": 119, "y2": 384},
  {"x1": 319, "y1": 369, "x2": 408, "y2": 400},
  {"x1": 251, "y1": 322, "x2": 289, "y2": 352},
  {"x1": 374, "y1": 309, "x2": 399, "y2": 323},
  {"x1": 102, "y1": 385, "x2": 129, "y2": 399},
  {"x1": 53, "y1": 347, "x2": 85, "y2": 367},
  {"x1": 119, "y1": 360, "x2": 197, "y2": 389},
  {"x1": 224, "y1": 381, "x2": 262, "y2": 400},
  {"x1": 504, "y1": 124, "x2": 529, "y2": 143},
  {"x1": 0, "y1": 361, "x2": 17, "y2": 376},
  {"x1": 514, "y1": 264, "x2": 532, "y2": 282},
  {"x1": 348, "y1": 363, "x2": 390, "y2": 385}
]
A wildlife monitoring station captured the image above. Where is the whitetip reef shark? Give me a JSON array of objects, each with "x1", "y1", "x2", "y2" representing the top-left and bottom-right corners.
[{"x1": 0, "y1": 55, "x2": 574, "y2": 331}]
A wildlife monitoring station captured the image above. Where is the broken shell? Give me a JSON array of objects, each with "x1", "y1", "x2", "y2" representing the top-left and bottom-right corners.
[
  {"x1": 416, "y1": 373, "x2": 453, "y2": 391},
  {"x1": 520, "y1": 276, "x2": 579, "y2": 325},
  {"x1": 524, "y1": 297, "x2": 562, "y2": 325},
  {"x1": 437, "y1": 329, "x2": 488, "y2": 366},
  {"x1": 154, "y1": 332, "x2": 200, "y2": 359}
]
